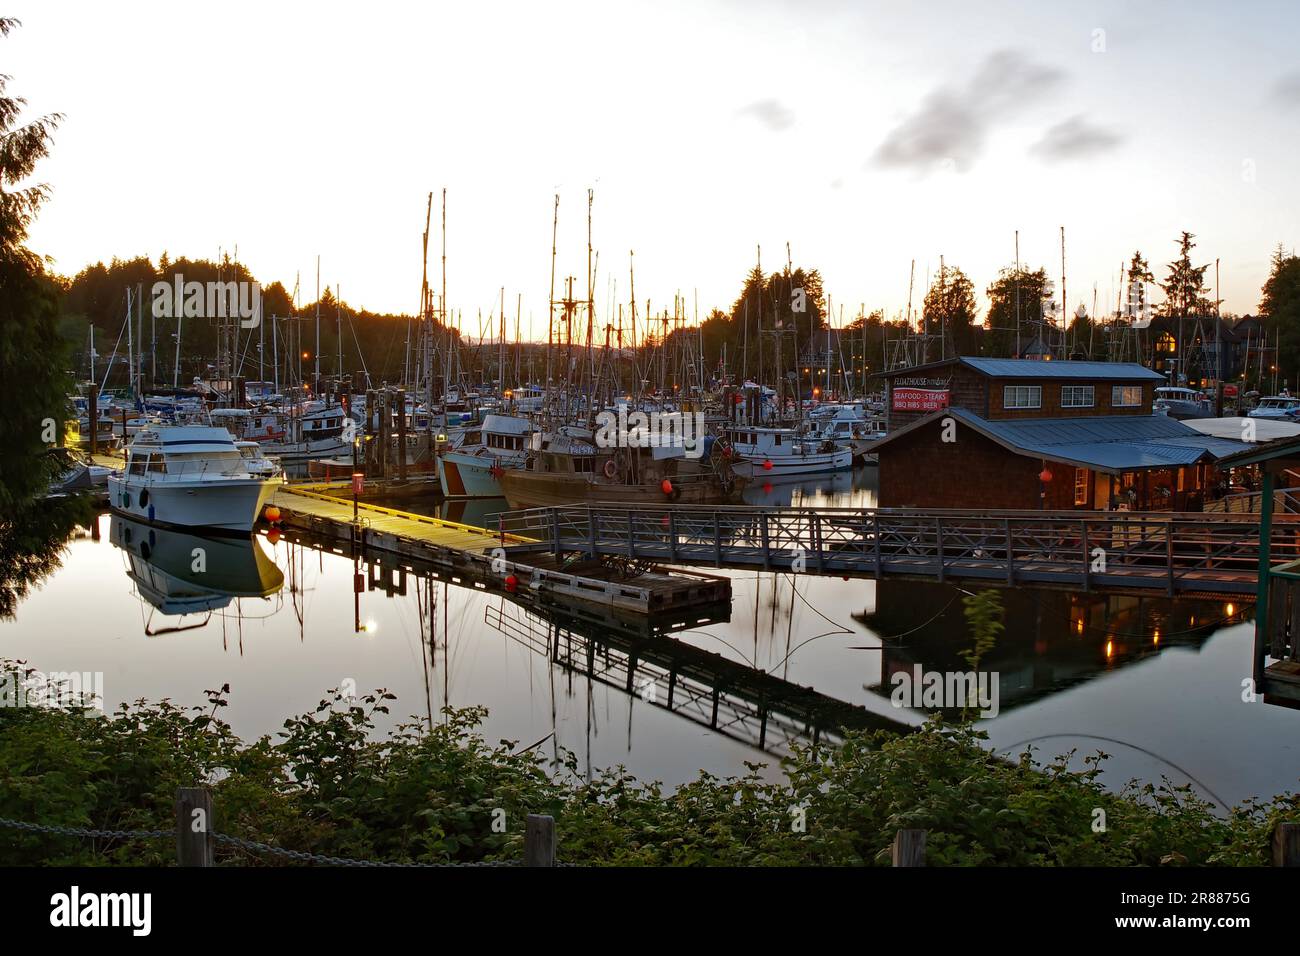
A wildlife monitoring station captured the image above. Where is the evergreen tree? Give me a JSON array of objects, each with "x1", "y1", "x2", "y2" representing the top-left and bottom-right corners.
[
  {"x1": 1160, "y1": 231, "x2": 1211, "y2": 317},
  {"x1": 0, "y1": 17, "x2": 69, "y2": 507},
  {"x1": 1262, "y1": 244, "x2": 1300, "y2": 388},
  {"x1": 985, "y1": 266, "x2": 1053, "y2": 357},
  {"x1": 922, "y1": 264, "x2": 977, "y2": 358}
]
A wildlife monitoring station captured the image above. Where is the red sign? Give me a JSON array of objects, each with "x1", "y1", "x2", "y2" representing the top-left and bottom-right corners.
[
  {"x1": 892, "y1": 387, "x2": 950, "y2": 412},
  {"x1": 352, "y1": 472, "x2": 365, "y2": 496},
  {"x1": 1223, "y1": 384, "x2": 1238, "y2": 398}
]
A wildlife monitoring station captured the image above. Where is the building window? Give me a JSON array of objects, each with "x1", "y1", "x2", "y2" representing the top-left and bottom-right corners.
[
  {"x1": 1074, "y1": 468, "x2": 1088, "y2": 506},
  {"x1": 1003, "y1": 385, "x2": 1042, "y2": 409},
  {"x1": 1111, "y1": 385, "x2": 1142, "y2": 407},
  {"x1": 1061, "y1": 385, "x2": 1095, "y2": 408}
]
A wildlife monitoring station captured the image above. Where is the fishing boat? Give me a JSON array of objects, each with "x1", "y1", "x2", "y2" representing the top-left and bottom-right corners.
[
  {"x1": 1153, "y1": 386, "x2": 1213, "y2": 419},
  {"x1": 498, "y1": 432, "x2": 746, "y2": 509},
  {"x1": 437, "y1": 413, "x2": 534, "y2": 497},
  {"x1": 724, "y1": 424, "x2": 853, "y2": 477},
  {"x1": 107, "y1": 426, "x2": 279, "y2": 533},
  {"x1": 805, "y1": 404, "x2": 887, "y2": 462},
  {"x1": 1248, "y1": 395, "x2": 1300, "y2": 420}
]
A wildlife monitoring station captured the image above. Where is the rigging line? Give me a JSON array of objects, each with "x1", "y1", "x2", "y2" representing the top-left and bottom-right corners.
[
  {"x1": 856, "y1": 593, "x2": 964, "y2": 644},
  {"x1": 993, "y1": 732, "x2": 1231, "y2": 812}
]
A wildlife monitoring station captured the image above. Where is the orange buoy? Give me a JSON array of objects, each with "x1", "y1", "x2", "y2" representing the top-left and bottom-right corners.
[
  {"x1": 660, "y1": 479, "x2": 674, "y2": 495},
  {"x1": 266, "y1": 527, "x2": 281, "y2": 545},
  {"x1": 264, "y1": 505, "x2": 281, "y2": 523}
]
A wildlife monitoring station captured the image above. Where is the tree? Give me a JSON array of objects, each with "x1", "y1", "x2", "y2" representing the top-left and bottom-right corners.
[
  {"x1": 1127, "y1": 250, "x2": 1154, "y2": 284},
  {"x1": 985, "y1": 266, "x2": 1053, "y2": 357},
  {"x1": 1262, "y1": 245, "x2": 1300, "y2": 388},
  {"x1": 0, "y1": 17, "x2": 69, "y2": 508},
  {"x1": 922, "y1": 264, "x2": 977, "y2": 358},
  {"x1": 1160, "y1": 232, "x2": 1211, "y2": 318}
]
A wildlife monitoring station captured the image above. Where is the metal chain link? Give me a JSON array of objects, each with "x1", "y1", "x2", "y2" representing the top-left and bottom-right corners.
[
  {"x1": 0, "y1": 815, "x2": 523, "y2": 866},
  {"x1": 0, "y1": 816, "x2": 172, "y2": 841}
]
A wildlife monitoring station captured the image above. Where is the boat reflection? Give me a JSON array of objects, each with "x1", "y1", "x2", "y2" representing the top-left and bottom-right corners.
[{"x1": 110, "y1": 515, "x2": 284, "y2": 630}]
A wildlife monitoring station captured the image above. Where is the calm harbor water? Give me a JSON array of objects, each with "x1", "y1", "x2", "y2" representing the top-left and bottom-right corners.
[{"x1": 4, "y1": 467, "x2": 1298, "y2": 809}]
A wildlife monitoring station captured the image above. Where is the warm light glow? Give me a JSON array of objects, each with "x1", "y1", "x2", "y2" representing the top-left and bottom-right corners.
[
  {"x1": 1105, "y1": 639, "x2": 1113, "y2": 658},
  {"x1": 1225, "y1": 603, "x2": 1235, "y2": 617},
  {"x1": 1153, "y1": 629, "x2": 1160, "y2": 645},
  {"x1": 1076, "y1": 619, "x2": 1084, "y2": 634}
]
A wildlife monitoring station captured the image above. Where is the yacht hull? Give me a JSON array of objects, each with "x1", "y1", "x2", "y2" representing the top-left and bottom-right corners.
[{"x1": 107, "y1": 474, "x2": 278, "y2": 533}]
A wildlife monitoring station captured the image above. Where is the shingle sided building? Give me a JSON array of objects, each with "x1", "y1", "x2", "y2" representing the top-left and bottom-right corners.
[{"x1": 873, "y1": 357, "x2": 1248, "y2": 511}]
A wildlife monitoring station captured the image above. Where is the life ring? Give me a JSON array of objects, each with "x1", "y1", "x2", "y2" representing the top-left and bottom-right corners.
[{"x1": 602, "y1": 459, "x2": 618, "y2": 480}]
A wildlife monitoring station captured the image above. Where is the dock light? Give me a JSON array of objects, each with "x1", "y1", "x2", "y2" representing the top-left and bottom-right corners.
[{"x1": 302, "y1": 351, "x2": 310, "y2": 360}]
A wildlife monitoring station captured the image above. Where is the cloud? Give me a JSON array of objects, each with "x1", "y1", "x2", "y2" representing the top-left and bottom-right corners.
[
  {"x1": 738, "y1": 98, "x2": 795, "y2": 132},
  {"x1": 872, "y1": 49, "x2": 1064, "y2": 173},
  {"x1": 1274, "y1": 71, "x2": 1300, "y2": 107},
  {"x1": 1030, "y1": 115, "x2": 1123, "y2": 162}
]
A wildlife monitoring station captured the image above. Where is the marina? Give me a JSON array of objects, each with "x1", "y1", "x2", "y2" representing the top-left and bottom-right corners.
[{"x1": 6, "y1": 3, "x2": 1300, "y2": 896}]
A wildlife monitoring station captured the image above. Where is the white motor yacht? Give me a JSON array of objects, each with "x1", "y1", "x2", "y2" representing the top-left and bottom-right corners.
[{"x1": 107, "y1": 426, "x2": 280, "y2": 533}]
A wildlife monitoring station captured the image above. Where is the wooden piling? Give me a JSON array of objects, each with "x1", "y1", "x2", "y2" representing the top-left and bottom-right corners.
[
  {"x1": 175, "y1": 787, "x2": 214, "y2": 867},
  {"x1": 524, "y1": 814, "x2": 556, "y2": 867},
  {"x1": 891, "y1": 828, "x2": 926, "y2": 867},
  {"x1": 1273, "y1": 821, "x2": 1300, "y2": 866}
]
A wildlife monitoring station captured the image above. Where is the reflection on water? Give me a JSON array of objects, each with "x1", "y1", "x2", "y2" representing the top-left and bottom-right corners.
[
  {"x1": 111, "y1": 516, "x2": 284, "y2": 624},
  {"x1": 1, "y1": 468, "x2": 1298, "y2": 806}
]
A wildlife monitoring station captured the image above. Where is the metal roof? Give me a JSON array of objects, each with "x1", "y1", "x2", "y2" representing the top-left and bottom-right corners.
[
  {"x1": 875, "y1": 407, "x2": 1249, "y2": 474},
  {"x1": 956, "y1": 357, "x2": 1166, "y2": 381}
]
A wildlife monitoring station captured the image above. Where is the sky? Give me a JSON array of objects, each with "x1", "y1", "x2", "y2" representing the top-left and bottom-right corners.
[{"x1": 7, "y1": 0, "x2": 1299, "y2": 340}]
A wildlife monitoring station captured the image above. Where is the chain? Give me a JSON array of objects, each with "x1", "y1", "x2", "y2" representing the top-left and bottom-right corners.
[
  {"x1": 0, "y1": 816, "x2": 172, "y2": 841},
  {"x1": 0, "y1": 815, "x2": 523, "y2": 867}
]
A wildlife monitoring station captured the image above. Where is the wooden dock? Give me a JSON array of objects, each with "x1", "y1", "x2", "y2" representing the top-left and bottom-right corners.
[
  {"x1": 494, "y1": 503, "x2": 1297, "y2": 599},
  {"x1": 270, "y1": 483, "x2": 731, "y2": 617}
]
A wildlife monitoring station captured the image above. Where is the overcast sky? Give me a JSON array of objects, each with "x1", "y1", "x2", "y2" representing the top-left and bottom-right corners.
[{"x1": 8, "y1": 0, "x2": 1299, "y2": 339}]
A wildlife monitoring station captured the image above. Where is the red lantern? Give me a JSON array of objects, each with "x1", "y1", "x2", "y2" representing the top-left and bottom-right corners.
[
  {"x1": 661, "y1": 479, "x2": 674, "y2": 495},
  {"x1": 1039, "y1": 468, "x2": 1053, "y2": 483},
  {"x1": 504, "y1": 574, "x2": 518, "y2": 592}
]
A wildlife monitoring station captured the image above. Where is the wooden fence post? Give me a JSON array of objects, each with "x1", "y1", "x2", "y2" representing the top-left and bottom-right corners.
[
  {"x1": 891, "y1": 828, "x2": 926, "y2": 867},
  {"x1": 175, "y1": 786, "x2": 214, "y2": 867},
  {"x1": 524, "y1": 814, "x2": 556, "y2": 867},
  {"x1": 1274, "y1": 821, "x2": 1300, "y2": 866}
]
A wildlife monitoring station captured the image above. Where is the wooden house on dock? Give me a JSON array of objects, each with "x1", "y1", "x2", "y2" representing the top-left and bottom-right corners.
[{"x1": 873, "y1": 357, "x2": 1247, "y2": 512}]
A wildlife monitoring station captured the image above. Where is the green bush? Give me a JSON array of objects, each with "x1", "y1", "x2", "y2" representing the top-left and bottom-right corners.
[{"x1": 1, "y1": 662, "x2": 1294, "y2": 866}]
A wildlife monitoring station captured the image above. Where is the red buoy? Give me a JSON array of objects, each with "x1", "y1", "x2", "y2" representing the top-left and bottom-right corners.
[
  {"x1": 504, "y1": 574, "x2": 518, "y2": 592},
  {"x1": 1039, "y1": 468, "x2": 1053, "y2": 483},
  {"x1": 661, "y1": 479, "x2": 674, "y2": 495},
  {"x1": 763, "y1": 460, "x2": 773, "y2": 471},
  {"x1": 264, "y1": 505, "x2": 281, "y2": 523}
]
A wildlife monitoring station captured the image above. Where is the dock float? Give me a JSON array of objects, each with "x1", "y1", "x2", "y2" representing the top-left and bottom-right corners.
[{"x1": 269, "y1": 483, "x2": 731, "y2": 617}]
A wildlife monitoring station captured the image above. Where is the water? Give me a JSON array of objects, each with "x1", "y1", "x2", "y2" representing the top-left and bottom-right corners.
[{"x1": 3, "y1": 468, "x2": 1298, "y2": 809}]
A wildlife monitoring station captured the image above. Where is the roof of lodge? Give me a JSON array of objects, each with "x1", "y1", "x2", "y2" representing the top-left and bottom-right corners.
[
  {"x1": 879, "y1": 356, "x2": 1166, "y2": 382},
  {"x1": 873, "y1": 407, "x2": 1249, "y2": 475}
]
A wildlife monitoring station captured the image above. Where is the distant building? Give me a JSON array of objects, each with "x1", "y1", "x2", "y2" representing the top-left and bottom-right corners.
[{"x1": 873, "y1": 357, "x2": 1247, "y2": 511}]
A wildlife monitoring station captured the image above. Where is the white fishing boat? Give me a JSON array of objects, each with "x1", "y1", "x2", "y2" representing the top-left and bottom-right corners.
[
  {"x1": 1153, "y1": 386, "x2": 1213, "y2": 419},
  {"x1": 436, "y1": 413, "x2": 533, "y2": 497},
  {"x1": 724, "y1": 424, "x2": 853, "y2": 477},
  {"x1": 107, "y1": 426, "x2": 279, "y2": 533},
  {"x1": 806, "y1": 404, "x2": 887, "y2": 462},
  {"x1": 1247, "y1": 395, "x2": 1300, "y2": 420}
]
